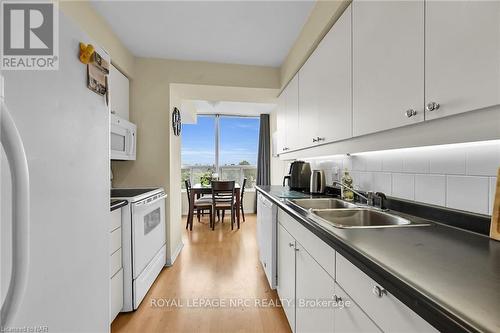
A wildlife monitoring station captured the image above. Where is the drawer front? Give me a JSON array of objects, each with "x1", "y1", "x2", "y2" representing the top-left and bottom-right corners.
[
  {"x1": 109, "y1": 227, "x2": 122, "y2": 255},
  {"x1": 278, "y1": 209, "x2": 335, "y2": 278},
  {"x1": 110, "y1": 208, "x2": 122, "y2": 232},
  {"x1": 110, "y1": 268, "x2": 123, "y2": 323},
  {"x1": 110, "y1": 249, "x2": 122, "y2": 278},
  {"x1": 336, "y1": 254, "x2": 436, "y2": 332},
  {"x1": 334, "y1": 282, "x2": 381, "y2": 333}
]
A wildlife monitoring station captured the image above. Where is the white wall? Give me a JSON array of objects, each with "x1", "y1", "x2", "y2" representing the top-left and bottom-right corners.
[{"x1": 301, "y1": 140, "x2": 499, "y2": 216}]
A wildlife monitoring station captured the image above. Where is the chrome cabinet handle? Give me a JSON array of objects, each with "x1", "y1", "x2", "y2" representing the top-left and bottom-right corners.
[
  {"x1": 372, "y1": 285, "x2": 387, "y2": 298},
  {"x1": 426, "y1": 102, "x2": 440, "y2": 112},
  {"x1": 405, "y1": 109, "x2": 417, "y2": 118}
]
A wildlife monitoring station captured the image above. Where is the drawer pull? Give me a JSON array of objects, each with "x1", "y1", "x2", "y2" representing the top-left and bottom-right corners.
[{"x1": 372, "y1": 285, "x2": 387, "y2": 298}]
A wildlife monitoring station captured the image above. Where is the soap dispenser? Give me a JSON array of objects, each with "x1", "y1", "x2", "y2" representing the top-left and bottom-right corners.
[{"x1": 341, "y1": 169, "x2": 354, "y2": 202}]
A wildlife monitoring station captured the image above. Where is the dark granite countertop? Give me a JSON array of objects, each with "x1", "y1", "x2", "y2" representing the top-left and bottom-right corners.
[
  {"x1": 110, "y1": 199, "x2": 128, "y2": 212},
  {"x1": 256, "y1": 185, "x2": 500, "y2": 333}
]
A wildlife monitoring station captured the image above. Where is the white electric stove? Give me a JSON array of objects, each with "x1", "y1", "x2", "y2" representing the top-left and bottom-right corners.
[{"x1": 111, "y1": 188, "x2": 167, "y2": 311}]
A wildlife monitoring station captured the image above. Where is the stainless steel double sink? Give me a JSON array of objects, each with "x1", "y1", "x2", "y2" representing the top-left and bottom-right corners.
[{"x1": 289, "y1": 198, "x2": 430, "y2": 229}]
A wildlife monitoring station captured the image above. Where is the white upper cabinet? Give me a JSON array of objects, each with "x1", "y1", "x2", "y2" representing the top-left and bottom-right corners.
[
  {"x1": 277, "y1": 73, "x2": 299, "y2": 153},
  {"x1": 299, "y1": 5, "x2": 352, "y2": 148},
  {"x1": 276, "y1": 92, "x2": 287, "y2": 153},
  {"x1": 298, "y1": 46, "x2": 320, "y2": 147},
  {"x1": 316, "y1": 4, "x2": 352, "y2": 145},
  {"x1": 352, "y1": 0, "x2": 424, "y2": 136},
  {"x1": 285, "y1": 74, "x2": 300, "y2": 150},
  {"x1": 109, "y1": 65, "x2": 130, "y2": 120},
  {"x1": 425, "y1": 1, "x2": 500, "y2": 120}
]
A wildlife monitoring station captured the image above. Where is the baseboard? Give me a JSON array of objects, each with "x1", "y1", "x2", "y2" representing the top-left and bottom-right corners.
[{"x1": 165, "y1": 241, "x2": 184, "y2": 266}]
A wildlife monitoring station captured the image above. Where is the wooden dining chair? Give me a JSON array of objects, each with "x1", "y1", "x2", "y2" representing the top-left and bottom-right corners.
[
  {"x1": 185, "y1": 180, "x2": 213, "y2": 230},
  {"x1": 233, "y1": 178, "x2": 247, "y2": 222},
  {"x1": 211, "y1": 180, "x2": 236, "y2": 230}
]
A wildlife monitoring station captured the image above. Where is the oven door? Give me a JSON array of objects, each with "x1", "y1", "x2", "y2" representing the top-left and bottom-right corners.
[{"x1": 131, "y1": 195, "x2": 166, "y2": 279}]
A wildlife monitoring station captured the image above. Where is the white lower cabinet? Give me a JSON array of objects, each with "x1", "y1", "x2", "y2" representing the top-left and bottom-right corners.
[
  {"x1": 110, "y1": 208, "x2": 124, "y2": 324},
  {"x1": 296, "y1": 242, "x2": 335, "y2": 333},
  {"x1": 334, "y1": 283, "x2": 381, "y2": 333},
  {"x1": 336, "y1": 254, "x2": 437, "y2": 333},
  {"x1": 278, "y1": 224, "x2": 296, "y2": 331},
  {"x1": 273, "y1": 207, "x2": 436, "y2": 333}
]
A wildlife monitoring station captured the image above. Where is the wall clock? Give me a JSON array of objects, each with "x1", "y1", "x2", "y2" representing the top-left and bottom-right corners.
[{"x1": 172, "y1": 107, "x2": 181, "y2": 136}]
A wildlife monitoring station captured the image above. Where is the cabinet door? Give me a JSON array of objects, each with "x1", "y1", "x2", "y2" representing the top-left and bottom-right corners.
[
  {"x1": 298, "y1": 50, "x2": 320, "y2": 148},
  {"x1": 277, "y1": 224, "x2": 296, "y2": 332},
  {"x1": 295, "y1": 242, "x2": 335, "y2": 333},
  {"x1": 316, "y1": 4, "x2": 352, "y2": 144},
  {"x1": 352, "y1": 0, "x2": 424, "y2": 136},
  {"x1": 276, "y1": 92, "x2": 287, "y2": 153},
  {"x1": 425, "y1": 1, "x2": 500, "y2": 120},
  {"x1": 285, "y1": 74, "x2": 300, "y2": 150},
  {"x1": 336, "y1": 254, "x2": 436, "y2": 332},
  {"x1": 334, "y1": 283, "x2": 381, "y2": 333},
  {"x1": 109, "y1": 65, "x2": 130, "y2": 120}
]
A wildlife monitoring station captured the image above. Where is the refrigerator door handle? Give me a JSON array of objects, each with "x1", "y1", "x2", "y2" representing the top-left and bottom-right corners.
[{"x1": 0, "y1": 101, "x2": 30, "y2": 327}]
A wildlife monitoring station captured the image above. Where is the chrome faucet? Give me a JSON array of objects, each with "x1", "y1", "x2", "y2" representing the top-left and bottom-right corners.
[
  {"x1": 332, "y1": 181, "x2": 370, "y2": 204},
  {"x1": 332, "y1": 181, "x2": 387, "y2": 210}
]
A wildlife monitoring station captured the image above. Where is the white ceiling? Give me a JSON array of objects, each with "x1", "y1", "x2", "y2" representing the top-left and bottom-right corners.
[
  {"x1": 193, "y1": 100, "x2": 276, "y2": 117},
  {"x1": 90, "y1": 1, "x2": 314, "y2": 67}
]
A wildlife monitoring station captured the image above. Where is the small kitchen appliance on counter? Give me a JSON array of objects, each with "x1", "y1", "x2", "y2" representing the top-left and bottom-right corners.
[
  {"x1": 310, "y1": 170, "x2": 326, "y2": 194},
  {"x1": 283, "y1": 161, "x2": 312, "y2": 191},
  {"x1": 111, "y1": 187, "x2": 167, "y2": 311}
]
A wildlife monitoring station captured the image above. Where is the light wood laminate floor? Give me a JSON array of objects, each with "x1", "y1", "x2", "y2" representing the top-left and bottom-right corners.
[{"x1": 111, "y1": 214, "x2": 291, "y2": 333}]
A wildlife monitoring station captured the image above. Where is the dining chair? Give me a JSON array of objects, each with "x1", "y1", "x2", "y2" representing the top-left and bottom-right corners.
[
  {"x1": 211, "y1": 180, "x2": 236, "y2": 230},
  {"x1": 233, "y1": 178, "x2": 247, "y2": 222},
  {"x1": 185, "y1": 180, "x2": 213, "y2": 230}
]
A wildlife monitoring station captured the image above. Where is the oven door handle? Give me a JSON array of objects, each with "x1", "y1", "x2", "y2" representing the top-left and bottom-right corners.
[{"x1": 134, "y1": 193, "x2": 167, "y2": 207}]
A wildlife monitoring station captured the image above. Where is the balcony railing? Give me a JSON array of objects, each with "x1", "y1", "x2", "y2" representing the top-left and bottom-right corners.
[{"x1": 181, "y1": 165, "x2": 257, "y2": 189}]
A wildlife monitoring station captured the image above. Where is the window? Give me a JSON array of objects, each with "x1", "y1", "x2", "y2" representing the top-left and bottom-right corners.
[
  {"x1": 181, "y1": 115, "x2": 215, "y2": 188},
  {"x1": 181, "y1": 115, "x2": 259, "y2": 189}
]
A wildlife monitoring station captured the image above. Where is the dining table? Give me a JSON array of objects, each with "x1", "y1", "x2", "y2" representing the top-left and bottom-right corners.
[{"x1": 187, "y1": 183, "x2": 241, "y2": 230}]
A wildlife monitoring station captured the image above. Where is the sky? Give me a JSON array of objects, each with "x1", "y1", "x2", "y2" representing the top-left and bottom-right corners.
[{"x1": 181, "y1": 115, "x2": 260, "y2": 166}]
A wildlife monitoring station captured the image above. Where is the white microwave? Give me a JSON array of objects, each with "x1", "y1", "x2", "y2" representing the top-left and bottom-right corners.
[{"x1": 110, "y1": 114, "x2": 136, "y2": 160}]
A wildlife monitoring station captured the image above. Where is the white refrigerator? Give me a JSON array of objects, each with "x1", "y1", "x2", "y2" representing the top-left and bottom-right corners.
[{"x1": 1, "y1": 9, "x2": 111, "y2": 333}]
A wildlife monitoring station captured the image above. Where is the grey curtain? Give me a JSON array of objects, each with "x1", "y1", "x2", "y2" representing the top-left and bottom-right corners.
[{"x1": 256, "y1": 114, "x2": 270, "y2": 186}]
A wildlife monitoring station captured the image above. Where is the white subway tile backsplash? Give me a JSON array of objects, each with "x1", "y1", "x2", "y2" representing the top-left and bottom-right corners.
[
  {"x1": 342, "y1": 156, "x2": 353, "y2": 171},
  {"x1": 351, "y1": 155, "x2": 366, "y2": 171},
  {"x1": 446, "y1": 176, "x2": 489, "y2": 215},
  {"x1": 402, "y1": 153, "x2": 429, "y2": 174},
  {"x1": 382, "y1": 155, "x2": 403, "y2": 173},
  {"x1": 392, "y1": 173, "x2": 415, "y2": 200},
  {"x1": 429, "y1": 149, "x2": 466, "y2": 175},
  {"x1": 466, "y1": 144, "x2": 500, "y2": 176},
  {"x1": 490, "y1": 177, "x2": 497, "y2": 215},
  {"x1": 415, "y1": 174, "x2": 446, "y2": 206},
  {"x1": 365, "y1": 156, "x2": 383, "y2": 172},
  {"x1": 372, "y1": 173, "x2": 392, "y2": 195},
  {"x1": 305, "y1": 141, "x2": 499, "y2": 215}
]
